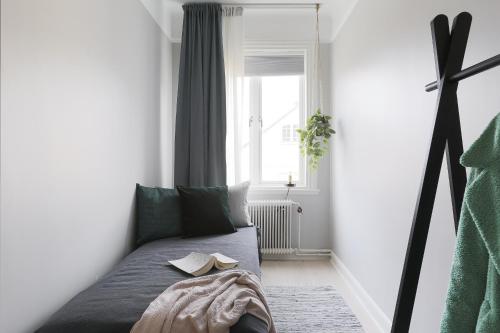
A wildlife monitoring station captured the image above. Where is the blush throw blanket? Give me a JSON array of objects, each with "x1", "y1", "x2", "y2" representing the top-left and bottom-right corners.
[{"x1": 131, "y1": 269, "x2": 275, "y2": 333}]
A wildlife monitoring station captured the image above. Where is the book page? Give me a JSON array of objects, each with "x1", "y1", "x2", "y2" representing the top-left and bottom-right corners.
[
  {"x1": 168, "y1": 252, "x2": 214, "y2": 276},
  {"x1": 211, "y1": 252, "x2": 239, "y2": 270}
]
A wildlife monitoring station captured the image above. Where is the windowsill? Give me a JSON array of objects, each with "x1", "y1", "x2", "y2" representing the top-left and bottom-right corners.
[{"x1": 249, "y1": 186, "x2": 320, "y2": 196}]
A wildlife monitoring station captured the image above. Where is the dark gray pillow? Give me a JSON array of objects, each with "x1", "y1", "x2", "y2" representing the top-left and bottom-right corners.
[
  {"x1": 176, "y1": 185, "x2": 236, "y2": 237},
  {"x1": 135, "y1": 184, "x2": 182, "y2": 246},
  {"x1": 228, "y1": 181, "x2": 252, "y2": 227}
]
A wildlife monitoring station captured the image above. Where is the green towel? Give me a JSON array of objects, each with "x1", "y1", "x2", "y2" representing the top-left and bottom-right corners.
[{"x1": 440, "y1": 113, "x2": 500, "y2": 332}]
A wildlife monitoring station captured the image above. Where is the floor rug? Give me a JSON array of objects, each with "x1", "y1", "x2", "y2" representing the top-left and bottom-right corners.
[{"x1": 265, "y1": 286, "x2": 364, "y2": 333}]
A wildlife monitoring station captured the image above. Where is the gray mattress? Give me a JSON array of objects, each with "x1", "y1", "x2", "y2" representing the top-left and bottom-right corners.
[{"x1": 36, "y1": 227, "x2": 265, "y2": 333}]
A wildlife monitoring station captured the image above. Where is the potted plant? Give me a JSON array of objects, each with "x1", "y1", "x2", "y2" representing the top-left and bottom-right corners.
[{"x1": 296, "y1": 109, "x2": 335, "y2": 170}]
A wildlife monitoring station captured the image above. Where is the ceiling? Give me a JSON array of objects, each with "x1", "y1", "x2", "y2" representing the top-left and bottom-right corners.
[{"x1": 140, "y1": 0, "x2": 359, "y2": 42}]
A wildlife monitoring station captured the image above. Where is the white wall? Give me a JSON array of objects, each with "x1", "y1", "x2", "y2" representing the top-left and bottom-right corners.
[
  {"x1": 247, "y1": 46, "x2": 332, "y2": 250},
  {"x1": 245, "y1": 10, "x2": 330, "y2": 42},
  {"x1": 331, "y1": 0, "x2": 500, "y2": 331},
  {"x1": 171, "y1": 41, "x2": 332, "y2": 250},
  {"x1": 169, "y1": 7, "x2": 334, "y2": 43},
  {"x1": 160, "y1": 35, "x2": 174, "y2": 187},
  {"x1": 242, "y1": 12, "x2": 334, "y2": 250},
  {"x1": 0, "y1": 0, "x2": 173, "y2": 332},
  {"x1": 167, "y1": 5, "x2": 334, "y2": 250}
]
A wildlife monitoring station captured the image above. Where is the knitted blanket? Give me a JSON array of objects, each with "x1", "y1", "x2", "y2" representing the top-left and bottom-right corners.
[{"x1": 131, "y1": 269, "x2": 275, "y2": 333}]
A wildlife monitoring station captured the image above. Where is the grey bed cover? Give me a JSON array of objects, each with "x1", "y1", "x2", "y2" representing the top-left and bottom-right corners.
[{"x1": 36, "y1": 227, "x2": 267, "y2": 333}]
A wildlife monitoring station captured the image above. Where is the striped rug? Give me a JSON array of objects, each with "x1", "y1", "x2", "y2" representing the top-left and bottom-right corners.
[{"x1": 265, "y1": 286, "x2": 364, "y2": 333}]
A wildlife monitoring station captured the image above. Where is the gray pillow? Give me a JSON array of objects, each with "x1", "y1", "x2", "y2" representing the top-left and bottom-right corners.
[{"x1": 228, "y1": 181, "x2": 252, "y2": 227}]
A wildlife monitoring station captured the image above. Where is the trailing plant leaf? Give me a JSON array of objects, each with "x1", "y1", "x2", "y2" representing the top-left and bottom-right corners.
[{"x1": 296, "y1": 109, "x2": 335, "y2": 170}]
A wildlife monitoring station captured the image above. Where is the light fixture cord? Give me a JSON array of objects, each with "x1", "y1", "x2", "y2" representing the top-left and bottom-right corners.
[{"x1": 315, "y1": 3, "x2": 322, "y2": 110}]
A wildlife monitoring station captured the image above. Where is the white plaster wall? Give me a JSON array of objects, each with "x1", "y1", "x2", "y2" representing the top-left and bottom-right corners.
[
  {"x1": 0, "y1": 0, "x2": 172, "y2": 331},
  {"x1": 171, "y1": 42, "x2": 332, "y2": 249},
  {"x1": 170, "y1": 7, "x2": 334, "y2": 43},
  {"x1": 331, "y1": 0, "x2": 500, "y2": 331},
  {"x1": 160, "y1": 35, "x2": 174, "y2": 187}
]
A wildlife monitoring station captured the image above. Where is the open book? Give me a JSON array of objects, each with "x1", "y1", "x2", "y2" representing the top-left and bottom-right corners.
[{"x1": 168, "y1": 252, "x2": 239, "y2": 277}]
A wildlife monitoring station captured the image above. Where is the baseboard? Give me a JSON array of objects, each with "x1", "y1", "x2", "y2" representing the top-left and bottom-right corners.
[
  {"x1": 263, "y1": 249, "x2": 332, "y2": 261},
  {"x1": 330, "y1": 253, "x2": 392, "y2": 333}
]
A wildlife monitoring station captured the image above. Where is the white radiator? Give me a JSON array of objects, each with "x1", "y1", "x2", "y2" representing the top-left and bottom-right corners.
[{"x1": 248, "y1": 200, "x2": 296, "y2": 255}]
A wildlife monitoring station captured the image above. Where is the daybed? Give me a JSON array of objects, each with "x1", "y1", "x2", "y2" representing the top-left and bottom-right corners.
[{"x1": 36, "y1": 227, "x2": 266, "y2": 333}]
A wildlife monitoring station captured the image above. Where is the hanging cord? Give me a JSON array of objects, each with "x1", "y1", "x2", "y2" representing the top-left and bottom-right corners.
[{"x1": 315, "y1": 3, "x2": 322, "y2": 109}]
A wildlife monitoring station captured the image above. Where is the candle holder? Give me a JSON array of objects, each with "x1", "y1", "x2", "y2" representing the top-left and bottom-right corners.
[{"x1": 284, "y1": 182, "x2": 295, "y2": 201}]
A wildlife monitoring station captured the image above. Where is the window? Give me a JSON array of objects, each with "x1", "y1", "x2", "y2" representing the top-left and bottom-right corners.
[
  {"x1": 292, "y1": 125, "x2": 299, "y2": 142},
  {"x1": 282, "y1": 124, "x2": 299, "y2": 143},
  {"x1": 238, "y1": 50, "x2": 307, "y2": 187},
  {"x1": 282, "y1": 125, "x2": 291, "y2": 142}
]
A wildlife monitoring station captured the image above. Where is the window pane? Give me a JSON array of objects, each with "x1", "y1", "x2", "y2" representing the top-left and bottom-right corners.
[
  {"x1": 261, "y1": 75, "x2": 302, "y2": 183},
  {"x1": 281, "y1": 125, "x2": 291, "y2": 142}
]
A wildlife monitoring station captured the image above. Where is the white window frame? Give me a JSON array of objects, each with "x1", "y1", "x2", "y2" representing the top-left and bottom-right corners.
[
  {"x1": 244, "y1": 41, "x2": 319, "y2": 193},
  {"x1": 282, "y1": 124, "x2": 292, "y2": 143}
]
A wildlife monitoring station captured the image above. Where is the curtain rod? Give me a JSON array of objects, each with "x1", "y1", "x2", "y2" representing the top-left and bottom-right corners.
[{"x1": 219, "y1": 3, "x2": 320, "y2": 9}]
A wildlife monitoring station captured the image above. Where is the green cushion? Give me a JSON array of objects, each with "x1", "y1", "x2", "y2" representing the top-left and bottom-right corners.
[
  {"x1": 176, "y1": 185, "x2": 236, "y2": 237},
  {"x1": 135, "y1": 184, "x2": 182, "y2": 246}
]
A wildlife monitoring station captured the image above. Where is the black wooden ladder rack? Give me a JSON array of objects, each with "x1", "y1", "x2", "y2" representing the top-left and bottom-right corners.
[{"x1": 391, "y1": 12, "x2": 500, "y2": 333}]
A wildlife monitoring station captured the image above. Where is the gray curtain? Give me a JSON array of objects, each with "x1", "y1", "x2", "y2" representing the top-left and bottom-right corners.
[{"x1": 174, "y1": 3, "x2": 226, "y2": 186}]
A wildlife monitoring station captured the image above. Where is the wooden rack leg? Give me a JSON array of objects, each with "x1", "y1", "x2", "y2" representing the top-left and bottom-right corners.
[
  {"x1": 390, "y1": 13, "x2": 471, "y2": 332},
  {"x1": 443, "y1": 13, "x2": 470, "y2": 231},
  {"x1": 446, "y1": 104, "x2": 467, "y2": 231}
]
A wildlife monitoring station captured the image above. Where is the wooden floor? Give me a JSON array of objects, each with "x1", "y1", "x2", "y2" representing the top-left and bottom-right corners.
[{"x1": 261, "y1": 260, "x2": 337, "y2": 287}]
